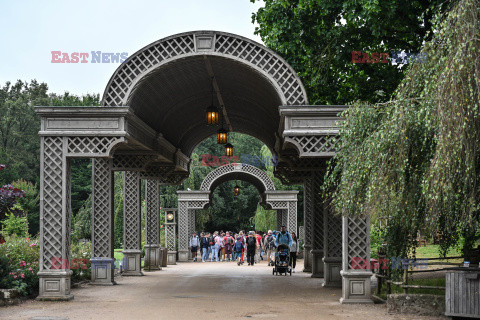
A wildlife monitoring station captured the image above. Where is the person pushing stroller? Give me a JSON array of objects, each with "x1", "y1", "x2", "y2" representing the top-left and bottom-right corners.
[{"x1": 273, "y1": 226, "x2": 294, "y2": 275}]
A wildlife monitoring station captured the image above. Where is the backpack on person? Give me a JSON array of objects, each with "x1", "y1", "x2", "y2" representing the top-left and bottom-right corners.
[
  {"x1": 265, "y1": 235, "x2": 275, "y2": 249},
  {"x1": 234, "y1": 241, "x2": 243, "y2": 253},
  {"x1": 246, "y1": 236, "x2": 256, "y2": 249}
]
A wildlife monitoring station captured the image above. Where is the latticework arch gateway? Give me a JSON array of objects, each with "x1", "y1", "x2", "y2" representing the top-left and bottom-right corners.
[
  {"x1": 173, "y1": 163, "x2": 298, "y2": 262},
  {"x1": 34, "y1": 30, "x2": 372, "y2": 304}
]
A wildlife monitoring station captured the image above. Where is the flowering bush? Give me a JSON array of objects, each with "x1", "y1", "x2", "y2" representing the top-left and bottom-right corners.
[
  {"x1": 70, "y1": 241, "x2": 91, "y2": 283},
  {"x1": 0, "y1": 235, "x2": 39, "y2": 295}
]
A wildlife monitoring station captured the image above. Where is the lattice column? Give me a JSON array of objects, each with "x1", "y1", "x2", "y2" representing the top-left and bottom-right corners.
[
  {"x1": 91, "y1": 158, "x2": 115, "y2": 285},
  {"x1": 144, "y1": 180, "x2": 161, "y2": 270},
  {"x1": 340, "y1": 216, "x2": 373, "y2": 304},
  {"x1": 165, "y1": 209, "x2": 177, "y2": 265},
  {"x1": 286, "y1": 201, "x2": 297, "y2": 236},
  {"x1": 177, "y1": 201, "x2": 189, "y2": 262},
  {"x1": 122, "y1": 171, "x2": 143, "y2": 276},
  {"x1": 323, "y1": 203, "x2": 343, "y2": 287},
  {"x1": 276, "y1": 210, "x2": 283, "y2": 230},
  {"x1": 311, "y1": 172, "x2": 325, "y2": 278},
  {"x1": 187, "y1": 209, "x2": 196, "y2": 260},
  {"x1": 37, "y1": 137, "x2": 74, "y2": 300},
  {"x1": 303, "y1": 177, "x2": 314, "y2": 272}
]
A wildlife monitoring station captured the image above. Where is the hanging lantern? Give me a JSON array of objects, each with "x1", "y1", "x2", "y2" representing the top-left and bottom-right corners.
[
  {"x1": 217, "y1": 127, "x2": 228, "y2": 144},
  {"x1": 234, "y1": 185, "x2": 240, "y2": 196},
  {"x1": 205, "y1": 77, "x2": 219, "y2": 125},
  {"x1": 206, "y1": 105, "x2": 219, "y2": 125},
  {"x1": 225, "y1": 143, "x2": 233, "y2": 156}
]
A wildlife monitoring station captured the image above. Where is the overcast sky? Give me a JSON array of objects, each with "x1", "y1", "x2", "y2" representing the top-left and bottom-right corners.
[{"x1": 0, "y1": 0, "x2": 264, "y2": 96}]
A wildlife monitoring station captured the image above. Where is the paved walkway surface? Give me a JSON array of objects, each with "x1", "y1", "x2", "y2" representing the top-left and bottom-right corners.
[{"x1": 0, "y1": 260, "x2": 447, "y2": 320}]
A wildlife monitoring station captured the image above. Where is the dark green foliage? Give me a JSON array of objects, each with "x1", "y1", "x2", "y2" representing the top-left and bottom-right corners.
[
  {"x1": 11, "y1": 180, "x2": 39, "y2": 236},
  {"x1": 324, "y1": 0, "x2": 480, "y2": 259},
  {"x1": 251, "y1": 0, "x2": 449, "y2": 105}
]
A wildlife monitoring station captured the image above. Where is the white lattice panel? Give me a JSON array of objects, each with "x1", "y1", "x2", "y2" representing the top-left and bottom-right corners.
[
  {"x1": 325, "y1": 211, "x2": 342, "y2": 258},
  {"x1": 187, "y1": 200, "x2": 209, "y2": 209},
  {"x1": 312, "y1": 173, "x2": 324, "y2": 250},
  {"x1": 215, "y1": 34, "x2": 306, "y2": 105},
  {"x1": 67, "y1": 136, "x2": 121, "y2": 156},
  {"x1": 102, "y1": 32, "x2": 307, "y2": 106},
  {"x1": 276, "y1": 210, "x2": 283, "y2": 230},
  {"x1": 188, "y1": 209, "x2": 195, "y2": 240},
  {"x1": 200, "y1": 163, "x2": 275, "y2": 191},
  {"x1": 269, "y1": 201, "x2": 288, "y2": 209},
  {"x1": 112, "y1": 154, "x2": 156, "y2": 171},
  {"x1": 290, "y1": 135, "x2": 339, "y2": 154},
  {"x1": 287, "y1": 201, "x2": 297, "y2": 235},
  {"x1": 123, "y1": 171, "x2": 141, "y2": 250},
  {"x1": 41, "y1": 137, "x2": 64, "y2": 270},
  {"x1": 303, "y1": 178, "x2": 314, "y2": 247},
  {"x1": 92, "y1": 158, "x2": 113, "y2": 257},
  {"x1": 178, "y1": 202, "x2": 189, "y2": 251},
  {"x1": 347, "y1": 217, "x2": 369, "y2": 269},
  {"x1": 145, "y1": 180, "x2": 160, "y2": 245},
  {"x1": 166, "y1": 224, "x2": 176, "y2": 251}
]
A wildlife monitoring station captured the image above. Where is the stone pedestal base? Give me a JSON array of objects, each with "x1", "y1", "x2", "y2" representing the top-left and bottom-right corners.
[
  {"x1": 144, "y1": 244, "x2": 161, "y2": 270},
  {"x1": 323, "y1": 257, "x2": 342, "y2": 287},
  {"x1": 36, "y1": 270, "x2": 74, "y2": 301},
  {"x1": 303, "y1": 245, "x2": 312, "y2": 273},
  {"x1": 122, "y1": 250, "x2": 143, "y2": 276},
  {"x1": 168, "y1": 251, "x2": 177, "y2": 265},
  {"x1": 311, "y1": 249, "x2": 324, "y2": 278},
  {"x1": 91, "y1": 257, "x2": 116, "y2": 285},
  {"x1": 340, "y1": 270, "x2": 374, "y2": 304},
  {"x1": 178, "y1": 250, "x2": 189, "y2": 262}
]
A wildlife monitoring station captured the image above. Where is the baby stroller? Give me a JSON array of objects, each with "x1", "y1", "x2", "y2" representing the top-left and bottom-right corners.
[{"x1": 273, "y1": 243, "x2": 292, "y2": 276}]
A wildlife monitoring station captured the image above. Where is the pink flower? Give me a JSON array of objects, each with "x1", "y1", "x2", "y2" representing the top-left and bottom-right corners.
[
  {"x1": 20, "y1": 273, "x2": 24, "y2": 278},
  {"x1": 28, "y1": 267, "x2": 32, "y2": 271},
  {"x1": 19, "y1": 261, "x2": 26, "y2": 267},
  {"x1": 29, "y1": 243, "x2": 37, "y2": 247},
  {"x1": 13, "y1": 275, "x2": 17, "y2": 279},
  {"x1": 26, "y1": 238, "x2": 30, "y2": 241},
  {"x1": 27, "y1": 263, "x2": 30, "y2": 266}
]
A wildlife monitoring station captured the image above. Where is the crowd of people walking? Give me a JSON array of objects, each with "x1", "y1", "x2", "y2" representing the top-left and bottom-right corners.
[{"x1": 188, "y1": 226, "x2": 300, "y2": 272}]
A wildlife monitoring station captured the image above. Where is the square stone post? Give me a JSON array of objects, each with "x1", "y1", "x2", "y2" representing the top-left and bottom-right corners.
[
  {"x1": 37, "y1": 137, "x2": 74, "y2": 301},
  {"x1": 323, "y1": 208, "x2": 342, "y2": 287},
  {"x1": 340, "y1": 216, "x2": 373, "y2": 304},
  {"x1": 122, "y1": 171, "x2": 143, "y2": 276},
  {"x1": 311, "y1": 173, "x2": 324, "y2": 278},
  {"x1": 90, "y1": 158, "x2": 116, "y2": 285},
  {"x1": 144, "y1": 179, "x2": 161, "y2": 270}
]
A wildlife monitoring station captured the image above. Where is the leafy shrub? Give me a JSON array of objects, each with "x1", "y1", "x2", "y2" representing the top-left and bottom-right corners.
[
  {"x1": 12, "y1": 179, "x2": 40, "y2": 236},
  {"x1": 70, "y1": 241, "x2": 91, "y2": 283},
  {"x1": 0, "y1": 235, "x2": 39, "y2": 295},
  {"x1": 370, "y1": 225, "x2": 387, "y2": 259},
  {"x1": 1, "y1": 213, "x2": 28, "y2": 236}
]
